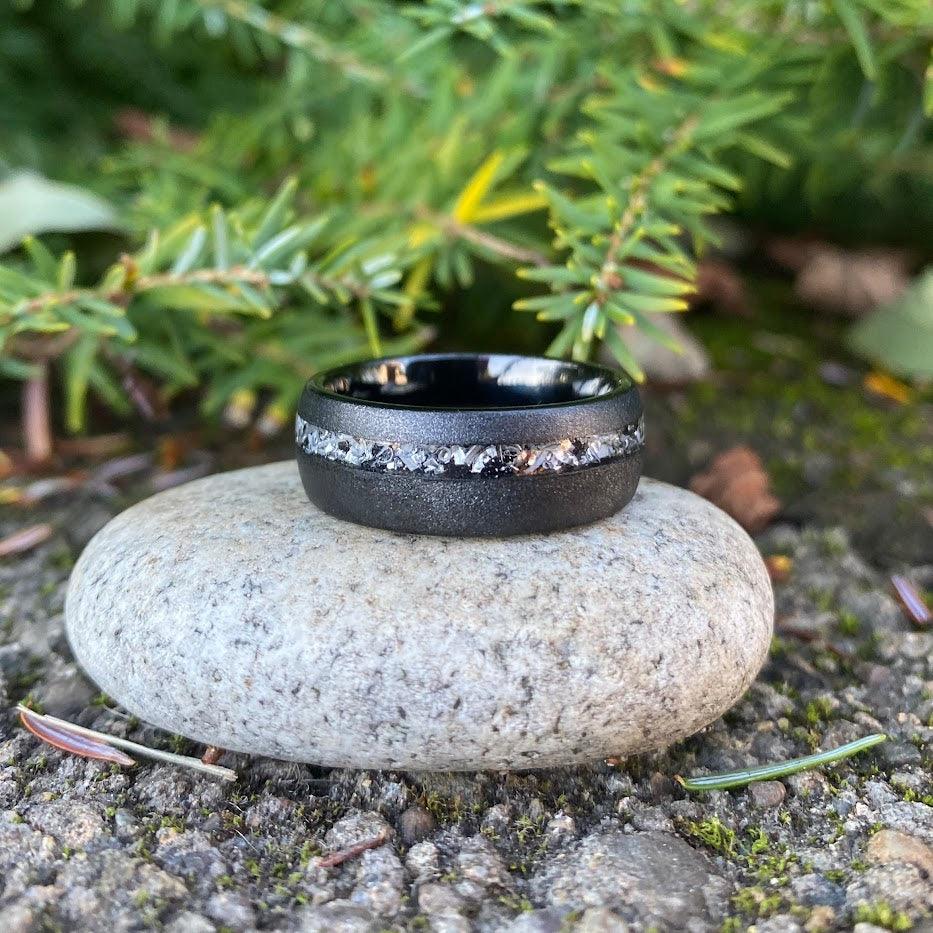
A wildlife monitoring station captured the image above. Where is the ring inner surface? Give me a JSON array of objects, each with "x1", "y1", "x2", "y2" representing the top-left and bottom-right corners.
[{"x1": 318, "y1": 355, "x2": 630, "y2": 410}]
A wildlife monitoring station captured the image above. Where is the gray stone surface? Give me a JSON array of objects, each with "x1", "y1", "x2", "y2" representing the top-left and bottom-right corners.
[
  {"x1": 65, "y1": 462, "x2": 773, "y2": 770},
  {"x1": 530, "y1": 829, "x2": 730, "y2": 928}
]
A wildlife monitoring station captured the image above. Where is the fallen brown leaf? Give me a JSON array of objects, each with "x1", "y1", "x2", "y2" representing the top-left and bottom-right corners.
[
  {"x1": 694, "y1": 259, "x2": 749, "y2": 316},
  {"x1": 20, "y1": 706, "x2": 136, "y2": 767},
  {"x1": 769, "y1": 239, "x2": 910, "y2": 317},
  {"x1": 690, "y1": 447, "x2": 780, "y2": 534}
]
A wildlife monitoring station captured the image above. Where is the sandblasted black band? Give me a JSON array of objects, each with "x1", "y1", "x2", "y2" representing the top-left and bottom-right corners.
[{"x1": 295, "y1": 353, "x2": 643, "y2": 536}]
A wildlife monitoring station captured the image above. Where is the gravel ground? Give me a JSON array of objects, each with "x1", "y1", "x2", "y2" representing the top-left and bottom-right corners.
[{"x1": 0, "y1": 312, "x2": 931, "y2": 931}]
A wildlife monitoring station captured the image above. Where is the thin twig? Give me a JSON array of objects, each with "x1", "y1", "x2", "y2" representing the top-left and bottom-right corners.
[
  {"x1": 410, "y1": 207, "x2": 549, "y2": 266},
  {"x1": 891, "y1": 574, "x2": 931, "y2": 626},
  {"x1": 16, "y1": 706, "x2": 237, "y2": 782},
  {"x1": 442, "y1": 218, "x2": 550, "y2": 266},
  {"x1": 19, "y1": 265, "x2": 270, "y2": 316},
  {"x1": 318, "y1": 830, "x2": 389, "y2": 868},
  {"x1": 201, "y1": 0, "x2": 399, "y2": 89},
  {"x1": 676, "y1": 733, "x2": 887, "y2": 792},
  {"x1": 0, "y1": 524, "x2": 54, "y2": 558},
  {"x1": 597, "y1": 114, "x2": 699, "y2": 299},
  {"x1": 22, "y1": 363, "x2": 52, "y2": 465}
]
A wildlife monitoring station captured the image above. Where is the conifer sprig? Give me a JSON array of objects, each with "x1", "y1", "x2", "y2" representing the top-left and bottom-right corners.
[
  {"x1": 0, "y1": 0, "x2": 928, "y2": 436},
  {"x1": 0, "y1": 180, "x2": 420, "y2": 432}
]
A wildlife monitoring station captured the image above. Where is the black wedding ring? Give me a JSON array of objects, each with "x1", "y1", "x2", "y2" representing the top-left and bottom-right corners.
[{"x1": 295, "y1": 353, "x2": 643, "y2": 536}]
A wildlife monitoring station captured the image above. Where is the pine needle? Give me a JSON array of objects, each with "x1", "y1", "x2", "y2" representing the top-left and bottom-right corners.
[
  {"x1": 676, "y1": 733, "x2": 886, "y2": 792},
  {"x1": 16, "y1": 706, "x2": 237, "y2": 782}
]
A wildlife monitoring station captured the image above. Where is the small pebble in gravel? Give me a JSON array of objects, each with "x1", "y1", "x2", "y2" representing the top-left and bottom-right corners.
[
  {"x1": 481, "y1": 802, "x2": 512, "y2": 835},
  {"x1": 398, "y1": 805, "x2": 436, "y2": 845},
  {"x1": 164, "y1": 910, "x2": 215, "y2": 933},
  {"x1": 546, "y1": 812, "x2": 576, "y2": 841},
  {"x1": 324, "y1": 811, "x2": 393, "y2": 850},
  {"x1": 804, "y1": 905, "x2": 837, "y2": 931},
  {"x1": 296, "y1": 899, "x2": 378, "y2": 932},
  {"x1": 648, "y1": 771, "x2": 675, "y2": 800},
  {"x1": 867, "y1": 829, "x2": 933, "y2": 875},
  {"x1": 417, "y1": 882, "x2": 465, "y2": 914},
  {"x1": 406, "y1": 841, "x2": 440, "y2": 881},
  {"x1": 204, "y1": 891, "x2": 255, "y2": 930},
  {"x1": 748, "y1": 780, "x2": 786, "y2": 808},
  {"x1": 575, "y1": 906, "x2": 631, "y2": 931}
]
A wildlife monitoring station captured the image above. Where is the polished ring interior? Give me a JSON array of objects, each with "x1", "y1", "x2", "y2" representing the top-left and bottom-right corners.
[
  {"x1": 316, "y1": 355, "x2": 628, "y2": 408},
  {"x1": 296, "y1": 353, "x2": 644, "y2": 536}
]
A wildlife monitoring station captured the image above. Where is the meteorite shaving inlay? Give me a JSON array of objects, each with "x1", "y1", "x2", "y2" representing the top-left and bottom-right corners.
[{"x1": 295, "y1": 413, "x2": 645, "y2": 477}]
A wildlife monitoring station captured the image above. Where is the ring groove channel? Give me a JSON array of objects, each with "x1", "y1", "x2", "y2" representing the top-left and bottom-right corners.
[{"x1": 296, "y1": 413, "x2": 645, "y2": 478}]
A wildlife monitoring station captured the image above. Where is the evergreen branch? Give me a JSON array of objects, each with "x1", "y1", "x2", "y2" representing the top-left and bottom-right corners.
[
  {"x1": 198, "y1": 0, "x2": 397, "y2": 87},
  {"x1": 1, "y1": 0, "x2": 928, "y2": 431},
  {"x1": 76, "y1": 0, "x2": 417, "y2": 91},
  {"x1": 427, "y1": 212, "x2": 549, "y2": 266},
  {"x1": 595, "y1": 114, "x2": 699, "y2": 303},
  {"x1": 400, "y1": 0, "x2": 557, "y2": 57},
  {"x1": 516, "y1": 70, "x2": 798, "y2": 372},
  {"x1": 16, "y1": 263, "x2": 271, "y2": 317},
  {"x1": 0, "y1": 183, "x2": 419, "y2": 432}
]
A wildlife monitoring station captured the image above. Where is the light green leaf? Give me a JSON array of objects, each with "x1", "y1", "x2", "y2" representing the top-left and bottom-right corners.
[
  {"x1": 211, "y1": 205, "x2": 231, "y2": 270},
  {"x1": 848, "y1": 270, "x2": 933, "y2": 379},
  {"x1": 602, "y1": 324, "x2": 645, "y2": 382},
  {"x1": 22, "y1": 236, "x2": 59, "y2": 281},
  {"x1": 252, "y1": 177, "x2": 298, "y2": 249},
  {"x1": 0, "y1": 173, "x2": 122, "y2": 253},
  {"x1": 171, "y1": 226, "x2": 208, "y2": 275},
  {"x1": 63, "y1": 335, "x2": 99, "y2": 433},
  {"x1": 514, "y1": 292, "x2": 585, "y2": 313},
  {"x1": 88, "y1": 362, "x2": 133, "y2": 415},
  {"x1": 618, "y1": 265, "x2": 696, "y2": 297},
  {"x1": 0, "y1": 357, "x2": 40, "y2": 380},
  {"x1": 832, "y1": 0, "x2": 877, "y2": 80},
  {"x1": 547, "y1": 319, "x2": 581, "y2": 357},
  {"x1": 248, "y1": 217, "x2": 330, "y2": 269},
  {"x1": 132, "y1": 343, "x2": 199, "y2": 386},
  {"x1": 57, "y1": 251, "x2": 77, "y2": 291},
  {"x1": 613, "y1": 292, "x2": 690, "y2": 313},
  {"x1": 142, "y1": 283, "x2": 252, "y2": 313}
]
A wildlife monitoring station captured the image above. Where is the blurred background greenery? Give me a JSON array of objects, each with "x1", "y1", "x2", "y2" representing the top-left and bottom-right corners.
[{"x1": 0, "y1": 0, "x2": 930, "y2": 456}]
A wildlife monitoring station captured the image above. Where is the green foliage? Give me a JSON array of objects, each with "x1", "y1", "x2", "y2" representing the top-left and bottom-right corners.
[
  {"x1": 0, "y1": 0, "x2": 930, "y2": 430},
  {"x1": 684, "y1": 816, "x2": 738, "y2": 856},
  {"x1": 849, "y1": 269, "x2": 933, "y2": 378},
  {"x1": 1, "y1": 180, "x2": 425, "y2": 429},
  {"x1": 0, "y1": 173, "x2": 122, "y2": 252},
  {"x1": 853, "y1": 901, "x2": 913, "y2": 931}
]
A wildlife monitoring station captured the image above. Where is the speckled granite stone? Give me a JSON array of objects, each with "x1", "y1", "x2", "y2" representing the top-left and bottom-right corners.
[{"x1": 65, "y1": 461, "x2": 773, "y2": 770}]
